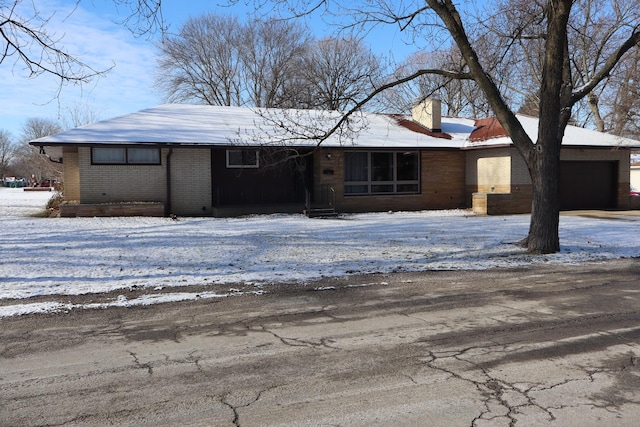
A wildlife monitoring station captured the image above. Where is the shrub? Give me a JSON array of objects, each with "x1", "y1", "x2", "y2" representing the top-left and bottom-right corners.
[{"x1": 46, "y1": 191, "x2": 65, "y2": 211}]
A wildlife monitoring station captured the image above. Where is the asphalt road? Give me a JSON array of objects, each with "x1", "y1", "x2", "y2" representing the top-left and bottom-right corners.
[{"x1": 2, "y1": 259, "x2": 640, "y2": 426}]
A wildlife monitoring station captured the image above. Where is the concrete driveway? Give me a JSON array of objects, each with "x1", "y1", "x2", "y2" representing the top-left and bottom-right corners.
[{"x1": 2, "y1": 259, "x2": 640, "y2": 426}]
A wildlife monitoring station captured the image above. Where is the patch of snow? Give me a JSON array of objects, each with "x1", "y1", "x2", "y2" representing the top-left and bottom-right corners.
[{"x1": 1, "y1": 187, "x2": 639, "y2": 317}]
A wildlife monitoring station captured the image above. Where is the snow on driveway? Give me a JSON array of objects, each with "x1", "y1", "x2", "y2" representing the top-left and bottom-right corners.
[{"x1": 1, "y1": 187, "x2": 639, "y2": 316}]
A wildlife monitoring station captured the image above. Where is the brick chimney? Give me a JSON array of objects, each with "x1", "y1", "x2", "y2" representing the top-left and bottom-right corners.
[{"x1": 411, "y1": 98, "x2": 442, "y2": 132}]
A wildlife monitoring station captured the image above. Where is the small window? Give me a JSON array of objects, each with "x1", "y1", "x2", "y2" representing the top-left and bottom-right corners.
[
  {"x1": 127, "y1": 148, "x2": 160, "y2": 164},
  {"x1": 92, "y1": 147, "x2": 126, "y2": 164},
  {"x1": 92, "y1": 147, "x2": 161, "y2": 165},
  {"x1": 227, "y1": 149, "x2": 259, "y2": 168}
]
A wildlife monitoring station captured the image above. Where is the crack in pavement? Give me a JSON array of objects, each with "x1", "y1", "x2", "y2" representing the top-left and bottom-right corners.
[
  {"x1": 421, "y1": 347, "x2": 571, "y2": 426},
  {"x1": 128, "y1": 350, "x2": 153, "y2": 375},
  {"x1": 422, "y1": 346, "x2": 640, "y2": 426},
  {"x1": 187, "y1": 350, "x2": 204, "y2": 372},
  {"x1": 256, "y1": 325, "x2": 339, "y2": 350},
  {"x1": 221, "y1": 387, "x2": 277, "y2": 427}
]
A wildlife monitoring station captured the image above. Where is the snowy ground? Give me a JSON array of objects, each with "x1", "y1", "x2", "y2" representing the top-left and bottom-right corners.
[{"x1": 1, "y1": 187, "x2": 639, "y2": 317}]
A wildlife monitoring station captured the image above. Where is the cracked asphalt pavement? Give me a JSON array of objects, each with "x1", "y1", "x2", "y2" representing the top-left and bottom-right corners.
[{"x1": 2, "y1": 258, "x2": 640, "y2": 426}]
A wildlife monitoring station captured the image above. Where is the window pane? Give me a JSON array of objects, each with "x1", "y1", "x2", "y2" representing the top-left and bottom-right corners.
[
  {"x1": 344, "y1": 152, "x2": 368, "y2": 182},
  {"x1": 371, "y1": 184, "x2": 394, "y2": 193},
  {"x1": 345, "y1": 184, "x2": 368, "y2": 194},
  {"x1": 227, "y1": 150, "x2": 242, "y2": 166},
  {"x1": 227, "y1": 149, "x2": 259, "y2": 167},
  {"x1": 128, "y1": 148, "x2": 160, "y2": 164},
  {"x1": 343, "y1": 151, "x2": 421, "y2": 196},
  {"x1": 93, "y1": 147, "x2": 126, "y2": 164},
  {"x1": 242, "y1": 150, "x2": 258, "y2": 166},
  {"x1": 371, "y1": 152, "x2": 393, "y2": 181},
  {"x1": 397, "y1": 152, "x2": 419, "y2": 181}
]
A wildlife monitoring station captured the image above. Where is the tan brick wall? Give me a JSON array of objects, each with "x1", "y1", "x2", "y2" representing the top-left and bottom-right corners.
[
  {"x1": 314, "y1": 148, "x2": 466, "y2": 213},
  {"x1": 62, "y1": 147, "x2": 80, "y2": 201},
  {"x1": 467, "y1": 147, "x2": 531, "y2": 187},
  {"x1": 314, "y1": 148, "x2": 338, "y2": 202},
  {"x1": 477, "y1": 156, "x2": 511, "y2": 192},
  {"x1": 472, "y1": 189, "x2": 532, "y2": 215},
  {"x1": 78, "y1": 147, "x2": 167, "y2": 204},
  {"x1": 420, "y1": 150, "x2": 467, "y2": 209},
  {"x1": 169, "y1": 148, "x2": 212, "y2": 216},
  {"x1": 469, "y1": 147, "x2": 632, "y2": 214}
]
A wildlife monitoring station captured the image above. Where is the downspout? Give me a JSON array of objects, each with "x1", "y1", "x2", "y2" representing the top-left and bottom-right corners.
[{"x1": 165, "y1": 147, "x2": 173, "y2": 216}]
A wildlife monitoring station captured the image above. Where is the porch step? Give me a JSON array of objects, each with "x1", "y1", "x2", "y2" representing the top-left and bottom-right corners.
[{"x1": 305, "y1": 206, "x2": 337, "y2": 218}]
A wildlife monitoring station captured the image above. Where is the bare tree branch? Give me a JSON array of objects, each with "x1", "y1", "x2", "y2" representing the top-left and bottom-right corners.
[
  {"x1": 1, "y1": 0, "x2": 164, "y2": 97},
  {"x1": 0, "y1": 2, "x2": 108, "y2": 84},
  {"x1": 571, "y1": 26, "x2": 640, "y2": 104}
]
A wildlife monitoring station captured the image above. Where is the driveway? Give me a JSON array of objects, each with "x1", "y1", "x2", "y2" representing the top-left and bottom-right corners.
[{"x1": 2, "y1": 259, "x2": 640, "y2": 426}]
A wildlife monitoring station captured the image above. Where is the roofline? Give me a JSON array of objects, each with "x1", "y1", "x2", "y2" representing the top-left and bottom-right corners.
[
  {"x1": 29, "y1": 141, "x2": 465, "y2": 150},
  {"x1": 463, "y1": 143, "x2": 640, "y2": 150},
  {"x1": 461, "y1": 143, "x2": 512, "y2": 150},
  {"x1": 29, "y1": 141, "x2": 174, "y2": 147},
  {"x1": 31, "y1": 140, "x2": 640, "y2": 151}
]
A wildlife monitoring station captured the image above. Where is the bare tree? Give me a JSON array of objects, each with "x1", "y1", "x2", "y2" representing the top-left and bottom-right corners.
[
  {"x1": 484, "y1": 0, "x2": 640, "y2": 132},
  {"x1": 0, "y1": 130, "x2": 15, "y2": 178},
  {"x1": 20, "y1": 117, "x2": 62, "y2": 142},
  {"x1": 608, "y1": 54, "x2": 640, "y2": 138},
  {"x1": 299, "y1": 37, "x2": 382, "y2": 111},
  {"x1": 239, "y1": 18, "x2": 310, "y2": 108},
  {"x1": 61, "y1": 102, "x2": 103, "y2": 129},
  {"x1": 155, "y1": 14, "x2": 243, "y2": 106},
  {"x1": 12, "y1": 118, "x2": 62, "y2": 183},
  {"x1": 155, "y1": 14, "x2": 318, "y2": 108},
  {"x1": 565, "y1": 0, "x2": 640, "y2": 130},
  {"x1": 252, "y1": 0, "x2": 640, "y2": 254}
]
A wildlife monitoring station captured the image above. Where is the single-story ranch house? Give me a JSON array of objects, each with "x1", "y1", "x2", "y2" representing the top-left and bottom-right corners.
[{"x1": 31, "y1": 99, "x2": 640, "y2": 217}]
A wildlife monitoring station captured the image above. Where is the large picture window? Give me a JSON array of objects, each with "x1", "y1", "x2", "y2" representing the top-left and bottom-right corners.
[
  {"x1": 344, "y1": 151, "x2": 419, "y2": 195},
  {"x1": 227, "y1": 149, "x2": 259, "y2": 168},
  {"x1": 92, "y1": 147, "x2": 160, "y2": 165}
]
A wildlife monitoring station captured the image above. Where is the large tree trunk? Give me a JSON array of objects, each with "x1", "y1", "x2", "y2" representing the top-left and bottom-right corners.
[
  {"x1": 522, "y1": 145, "x2": 561, "y2": 254},
  {"x1": 520, "y1": 0, "x2": 571, "y2": 254}
]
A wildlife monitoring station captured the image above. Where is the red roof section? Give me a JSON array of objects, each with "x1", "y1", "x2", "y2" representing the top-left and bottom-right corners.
[
  {"x1": 389, "y1": 114, "x2": 452, "y2": 140},
  {"x1": 469, "y1": 117, "x2": 509, "y2": 142}
]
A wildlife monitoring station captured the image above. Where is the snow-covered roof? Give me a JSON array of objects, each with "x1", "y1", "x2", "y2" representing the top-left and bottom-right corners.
[
  {"x1": 469, "y1": 114, "x2": 640, "y2": 148},
  {"x1": 31, "y1": 104, "x2": 640, "y2": 151},
  {"x1": 31, "y1": 104, "x2": 474, "y2": 149}
]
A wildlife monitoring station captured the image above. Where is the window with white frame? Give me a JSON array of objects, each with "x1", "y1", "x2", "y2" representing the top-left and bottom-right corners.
[
  {"x1": 226, "y1": 149, "x2": 259, "y2": 168},
  {"x1": 92, "y1": 147, "x2": 160, "y2": 165},
  {"x1": 344, "y1": 151, "x2": 419, "y2": 195}
]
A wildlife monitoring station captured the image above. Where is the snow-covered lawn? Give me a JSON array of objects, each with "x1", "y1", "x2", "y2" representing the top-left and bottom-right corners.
[{"x1": 1, "y1": 187, "x2": 639, "y2": 317}]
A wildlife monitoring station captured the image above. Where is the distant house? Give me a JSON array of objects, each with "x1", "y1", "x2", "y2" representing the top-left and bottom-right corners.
[{"x1": 30, "y1": 99, "x2": 640, "y2": 217}]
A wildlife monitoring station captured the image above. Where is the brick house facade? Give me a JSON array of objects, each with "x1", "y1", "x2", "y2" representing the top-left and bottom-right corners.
[{"x1": 31, "y1": 102, "x2": 640, "y2": 217}]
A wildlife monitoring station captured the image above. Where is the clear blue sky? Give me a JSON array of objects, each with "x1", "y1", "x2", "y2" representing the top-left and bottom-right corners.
[{"x1": 0, "y1": 0, "x2": 429, "y2": 139}]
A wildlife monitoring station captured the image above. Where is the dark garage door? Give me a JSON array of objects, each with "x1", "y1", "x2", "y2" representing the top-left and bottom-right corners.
[{"x1": 559, "y1": 161, "x2": 617, "y2": 210}]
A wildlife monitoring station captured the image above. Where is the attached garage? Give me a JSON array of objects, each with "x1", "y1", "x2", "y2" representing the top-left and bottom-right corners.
[{"x1": 559, "y1": 161, "x2": 617, "y2": 210}]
